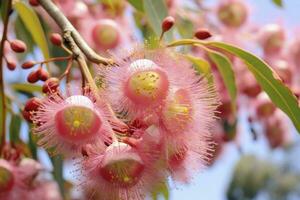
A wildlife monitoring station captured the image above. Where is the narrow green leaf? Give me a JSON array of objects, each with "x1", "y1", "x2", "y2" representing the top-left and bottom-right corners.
[
  {"x1": 208, "y1": 41, "x2": 300, "y2": 132},
  {"x1": 185, "y1": 54, "x2": 211, "y2": 75},
  {"x1": 207, "y1": 50, "x2": 237, "y2": 113},
  {"x1": 9, "y1": 114, "x2": 21, "y2": 143},
  {"x1": 0, "y1": 0, "x2": 9, "y2": 21},
  {"x1": 185, "y1": 54, "x2": 214, "y2": 85},
  {"x1": 11, "y1": 83, "x2": 42, "y2": 94},
  {"x1": 28, "y1": 131, "x2": 38, "y2": 159},
  {"x1": 151, "y1": 181, "x2": 169, "y2": 200},
  {"x1": 176, "y1": 17, "x2": 194, "y2": 38},
  {"x1": 167, "y1": 39, "x2": 300, "y2": 133},
  {"x1": 15, "y1": 16, "x2": 35, "y2": 54},
  {"x1": 14, "y1": 2, "x2": 50, "y2": 60},
  {"x1": 50, "y1": 155, "x2": 65, "y2": 197},
  {"x1": 128, "y1": 0, "x2": 144, "y2": 12},
  {"x1": 143, "y1": 0, "x2": 172, "y2": 41},
  {"x1": 272, "y1": 0, "x2": 283, "y2": 7}
]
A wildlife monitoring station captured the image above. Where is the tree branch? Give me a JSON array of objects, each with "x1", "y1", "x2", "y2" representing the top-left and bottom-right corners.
[
  {"x1": 38, "y1": 0, "x2": 128, "y2": 133},
  {"x1": 0, "y1": 0, "x2": 12, "y2": 153},
  {"x1": 38, "y1": 0, "x2": 113, "y2": 65}
]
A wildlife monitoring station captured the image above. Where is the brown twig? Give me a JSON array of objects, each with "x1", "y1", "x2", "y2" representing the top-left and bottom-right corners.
[
  {"x1": 38, "y1": 0, "x2": 128, "y2": 137},
  {"x1": 38, "y1": 0, "x2": 113, "y2": 65},
  {"x1": 0, "y1": 0, "x2": 12, "y2": 153},
  {"x1": 35, "y1": 55, "x2": 72, "y2": 65}
]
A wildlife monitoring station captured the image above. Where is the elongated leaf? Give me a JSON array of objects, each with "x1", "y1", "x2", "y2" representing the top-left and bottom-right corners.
[
  {"x1": 185, "y1": 54, "x2": 211, "y2": 75},
  {"x1": 15, "y1": 16, "x2": 35, "y2": 54},
  {"x1": 128, "y1": 0, "x2": 144, "y2": 12},
  {"x1": 185, "y1": 54, "x2": 214, "y2": 85},
  {"x1": 207, "y1": 49, "x2": 237, "y2": 113},
  {"x1": 11, "y1": 83, "x2": 42, "y2": 94},
  {"x1": 167, "y1": 39, "x2": 300, "y2": 132},
  {"x1": 0, "y1": 0, "x2": 9, "y2": 21},
  {"x1": 151, "y1": 181, "x2": 169, "y2": 200},
  {"x1": 50, "y1": 155, "x2": 65, "y2": 197},
  {"x1": 272, "y1": 0, "x2": 283, "y2": 7},
  {"x1": 14, "y1": 2, "x2": 50, "y2": 61},
  {"x1": 143, "y1": 0, "x2": 172, "y2": 41},
  {"x1": 208, "y1": 42, "x2": 300, "y2": 132},
  {"x1": 9, "y1": 114, "x2": 21, "y2": 143},
  {"x1": 28, "y1": 131, "x2": 37, "y2": 159}
]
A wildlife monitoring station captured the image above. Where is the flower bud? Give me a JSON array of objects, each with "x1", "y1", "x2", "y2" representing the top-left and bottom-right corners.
[
  {"x1": 42, "y1": 77, "x2": 59, "y2": 94},
  {"x1": 50, "y1": 33, "x2": 63, "y2": 46},
  {"x1": 37, "y1": 68, "x2": 49, "y2": 81},
  {"x1": 162, "y1": 16, "x2": 175, "y2": 32},
  {"x1": 24, "y1": 97, "x2": 42, "y2": 112},
  {"x1": 10, "y1": 39, "x2": 27, "y2": 53},
  {"x1": 27, "y1": 71, "x2": 39, "y2": 83},
  {"x1": 92, "y1": 19, "x2": 120, "y2": 50},
  {"x1": 21, "y1": 61, "x2": 36, "y2": 69},
  {"x1": 6, "y1": 58, "x2": 17, "y2": 71},
  {"x1": 195, "y1": 28, "x2": 212, "y2": 40},
  {"x1": 22, "y1": 110, "x2": 32, "y2": 122},
  {"x1": 29, "y1": 0, "x2": 39, "y2": 6}
]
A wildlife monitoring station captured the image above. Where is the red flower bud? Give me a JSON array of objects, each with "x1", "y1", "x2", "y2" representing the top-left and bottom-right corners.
[
  {"x1": 21, "y1": 61, "x2": 36, "y2": 69},
  {"x1": 6, "y1": 58, "x2": 17, "y2": 71},
  {"x1": 24, "y1": 97, "x2": 42, "y2": 112},
  {"x1": 37, "y1": 68, "x2": 49, "y2": 81},
  {"x1": 29, "y1": 0, "x2": 39, "y2": 6},
  {"x1": 42, "y1": 77, "x2": 59, "y2": 94},
  {"x1": 22, "y1": 110, "x2": 32, "y2": 122},
  {"x1": 27, "y1": 71, "x2": 39, "y2": 83},
  {"x1": 10, "y1": 39, "x2": 27, "y2": 53},
  {"x1": 194, "y1": 29, "x2": 212, "y2": 40},
  {"x1": 162, "y1": 16, "x2": 175, "y2": 32},
  {"x1": 50, "y1": 33, "x2": 63, "y2": 46}
]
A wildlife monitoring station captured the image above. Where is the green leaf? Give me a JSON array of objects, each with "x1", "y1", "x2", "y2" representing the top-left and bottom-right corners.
[
  {"x1": 208, "y1": 41, "x2": 300, "y2": 132},
  {"x1": 185, "y1": 54, "x2": 211, "y2": 75},
  {"x1": 11, "y1": 83, "x2": 42, "y2": 94},
  {"x1": 176, "y1": 17, "x2": 194, "y2": 38},
  {"x1": 0, "y1": 0, "x2": 9, "y2": 21},
  {"x1": 272, "y1": 0, "x2": 283, "y2": 7},
  {"x1": 128, "y1": 0, "x2": 144, "y2": 12},
  {"x1": 167, "y1": 39, "x2": 300, "y2": 133},
  {"x1": 15, "y1": 16, "x2": 35, "y2": 54},
  {"x1": 9, "y1": 114, "x2": 21, "y2": 143},
  {"x1": 50, "y1": 155, "x2": 65, "y2": 197},
  {"x1": 143, "y1": 0, "x2": 172, "y2": 41},
  {"x1": 28, "y1": 130, "x2": 38, "y2": 159},
  {"x1": 185, "y1": 54, "x2": 214, "y2": 85},
  {"x1": 207, "y1": 49, "x2": 237, "y2": 113},
  {"x1": 151, "y1": 181, "x2": 169, "y2": 200},
  {"x1": 14, "y1": 2, "x2": 50, "y2": 61}
]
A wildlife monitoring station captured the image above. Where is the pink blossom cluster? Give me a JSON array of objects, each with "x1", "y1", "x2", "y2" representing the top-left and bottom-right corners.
[
  {"x1": 169, "y1": 0, "x2": 300, "y2": 157},
  {"x1": 0, "y1": 156, "x2": 61, "y2": 200},
  {"x1": 28, "y1": 45, "x2": 219, "y2": 199}
]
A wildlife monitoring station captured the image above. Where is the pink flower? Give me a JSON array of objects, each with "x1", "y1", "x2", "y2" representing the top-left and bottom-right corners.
[
  {"x1": 264, "y1": 110, "x2": 291, "y2": 149},
  {"x1": 257, "y1": 24, "x2": 285, "y2": 56},
  {"x1": 101, "y1": 46, "x2": 219, "y2": 184},
  {"x1": 161, "y1": 85, "x2": 218, "y2": 182},
  {"x1": 80, "y1": 140, "x2": 164, "y2": 200},
  {"x1": 27, "y1": 181, "x2": 62, "y2": 200},
  {"x1": 217, "y1": 0, "x2": 248, "y2": 29},
  {"x1": 32, "y1": 94, "x2": 113, "y2": 156},
  {"x1": 103, "y1": 50, "x2": 171, "y2": 118},
  {"x1": 0, "y1": 159, "x2": 15, "y2": 194}
]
